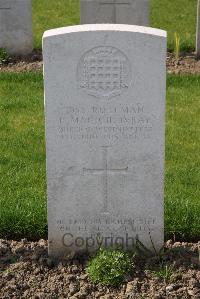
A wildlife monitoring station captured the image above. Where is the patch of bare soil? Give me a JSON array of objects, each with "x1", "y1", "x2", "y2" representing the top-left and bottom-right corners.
[
  {"x1": 0, "y1": 239, "x2": 200, "y2": 299},
  {"x1": 1, "y1": 51, "x2": 200, "y2": 74},
  {"x1": 0, "y1": 61, "x2": 43, "y2": 73},
  {"x1": 0, "y1": 50, "x2": 42, "y2": 73},
  {"x1": 167, "y1": 53, "x2": 200, "y2": 75}
]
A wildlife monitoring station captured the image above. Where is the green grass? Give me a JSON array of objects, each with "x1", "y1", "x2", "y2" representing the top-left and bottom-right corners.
[
  {"x1": 32, "y1": 0, "x2": 197, "y2": 51},
  {"x1": 165, "y1": 75, "x2": 200, "y2": 240},
  {"x1": 0, "y1": 73, "x2": 46, "y2": 240},
  {"x1": 151, "y1": 0, "x2": 197, "y2": 51},
  {"x1": 32, "y1": 0, "x2": 80, "y2": 49},
  {"x1": 0, "y1": 73, "x2": 199, "y2": 240},
  {"x1": 151, "y1": 265, "x2": 174, "y2": 283}
]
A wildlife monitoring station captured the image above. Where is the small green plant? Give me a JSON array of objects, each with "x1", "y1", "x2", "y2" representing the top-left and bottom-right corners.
[
  {"x1": 174, "y1": 32, "x2": 180, "y2": 60},
  {"x1": 86, "y1": 248, "x2": 133, "y2": 286},
  {"x1": 9, "y1": 256, "x2": 17, "y2": 264},
  {"x1": 152, "y1": 264, "x2": 173, "y2": 283},
  {"x1": 0, "y1": 48, "x2": 10, "y2": 65}
]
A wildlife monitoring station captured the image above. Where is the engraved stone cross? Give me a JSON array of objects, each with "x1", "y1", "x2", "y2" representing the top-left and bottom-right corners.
[
  {"x1": 100, "y1": 0, "x2": 130, "y2": 23},
  {"x1": 100, "y1": 0, "x2": 130, "y2": 6},
  {"x1": 83, "y1": 146, "x2": 128, "y2": 213}
]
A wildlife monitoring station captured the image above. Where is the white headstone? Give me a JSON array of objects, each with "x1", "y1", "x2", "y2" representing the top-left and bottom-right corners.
[
  {"x1": 196, "y1": 0, "x2": 200, "y2": 58},
  {"x1": 0, "y1": 0, "x2": 33, "y2": 55},
  {"x1": 43, "y1": 24, "x2": 167, "y2": 258},
  {"x1": 80, "y1": 0, "x2": 149, "y2": 26}
]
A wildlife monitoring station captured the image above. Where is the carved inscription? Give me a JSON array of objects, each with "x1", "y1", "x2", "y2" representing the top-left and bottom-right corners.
[
  {"x1": 58, "y1": 104, "x2": 152, "y2": 143},
  {"x1": 58, "y1": 216, "x2": 156, "y2": 249},
  {"x1": 57, "y1": 217, "x2": 156, "y2": 233},
  {"x1": 77, "y1": 46, "x2": 131, "y2": 100}
]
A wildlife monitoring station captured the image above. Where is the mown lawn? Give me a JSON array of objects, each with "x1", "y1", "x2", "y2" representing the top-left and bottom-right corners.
[
  {"x1": 0, "y1": 73, "x2": 199, "y2": 240},
  {"x1": 32, "y1": 0, "x2": 197, "y2": 51},
  {"x1": 165, "y1": 75, "x2": 200, "y2": 240},
  {"x1": 0, "y1": 73, "x2": 46, "y2": 240}
]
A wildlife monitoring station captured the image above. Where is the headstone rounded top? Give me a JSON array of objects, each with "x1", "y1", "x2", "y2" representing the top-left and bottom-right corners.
[{"x1": 43, "y1": 24, "x2": 167, "y2": 39}]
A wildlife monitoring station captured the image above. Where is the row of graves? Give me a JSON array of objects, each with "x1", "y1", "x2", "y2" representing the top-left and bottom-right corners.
[
  {"x1": 1, "y1": 0, "x2": 200, "y2": 57},
  {"x1": 0, "y1": 0, "x2": 198, "y2": 258}
]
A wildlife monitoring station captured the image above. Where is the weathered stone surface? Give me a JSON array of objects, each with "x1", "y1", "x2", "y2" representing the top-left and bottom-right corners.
[
  {"x1": 80, "y1": 0, "x2": 149, "y2": 26},
  {"x1": 0, "y1": 0, "x2": 33, "y2": 55},
  {"x1": 43, "y1": 24, "x2": 167, "y2": 258}
]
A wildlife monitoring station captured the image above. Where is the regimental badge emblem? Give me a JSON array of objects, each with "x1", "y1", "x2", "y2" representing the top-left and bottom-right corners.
[{"x1": 77, "y1": 46, "x2": 131, "y2": 100}]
